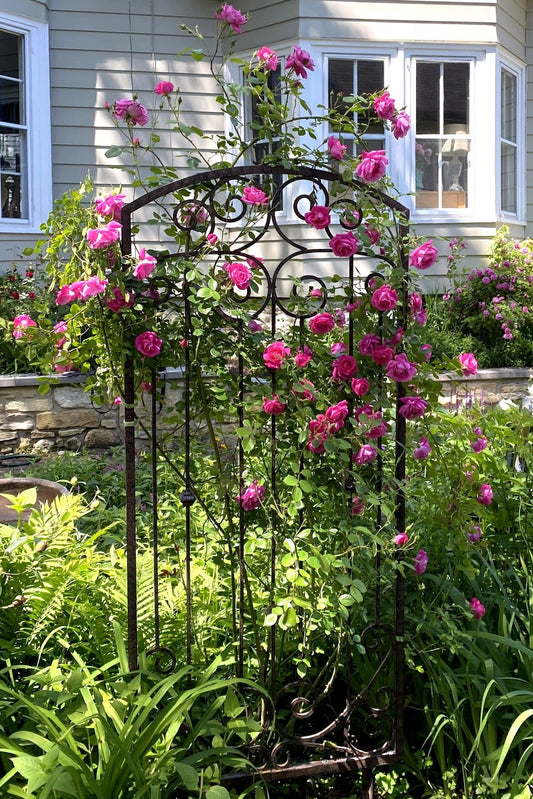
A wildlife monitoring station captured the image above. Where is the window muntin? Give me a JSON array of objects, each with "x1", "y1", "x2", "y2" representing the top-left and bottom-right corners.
[
  {"x1": 500, "y1": 67, "x2": 517, "y2": 214},
  {"x1": 0, "y1": 29, "x2": 24, "y2": 219},
  {"x1": 327, "y1": 58, "x2": 385, "y2": 156},
  {"x1": 414, "y1": 60, "x2": 470, "y2": 211}
]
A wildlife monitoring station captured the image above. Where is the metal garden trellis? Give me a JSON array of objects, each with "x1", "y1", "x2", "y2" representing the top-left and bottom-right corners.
[{"x1": 120, "y1": 164, "x2": 410, "y2": 798}]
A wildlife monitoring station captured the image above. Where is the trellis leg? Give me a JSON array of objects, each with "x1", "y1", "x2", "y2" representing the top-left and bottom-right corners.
[{"x1": 361, "y1": 769, "x2": 375, "y2": 799}]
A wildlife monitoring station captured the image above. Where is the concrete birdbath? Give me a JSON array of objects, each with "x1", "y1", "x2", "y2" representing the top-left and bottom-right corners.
[{"x1": 0, "y1": 477, "x2": 69, "y2": 523}]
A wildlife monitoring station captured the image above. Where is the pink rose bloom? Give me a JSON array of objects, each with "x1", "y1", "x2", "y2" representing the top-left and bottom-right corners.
[
  {"x1": 308, "y1": 414, "x2": 329, "y2": 453},
  {"x1": 135, "y1": 330, "x2": 163, "y2": 357},
  {"x1": 364, "y1": 225, "x2": 381, "y2": 245},
  {"x1": 394, "y1": 532, "x2": 409, "y2": 546},
  {"x1": 309, "y1": 312, "x2": 335, "y2": 334},
  {"x1": 242, "y1": 186, "x2": 268, "y2": 206},
  {"x1": 387, "y1": 327, "x2": 405, "y2": 346},
  {"x1": 354, "y1": 444, "x2": 378, "y2": 465},
  {"x1": 329, "y1": 231, "x2": 359, "y2": 258},
  {"x1": 113, "y1": 98, "x2": 149, "y2": 126},
  {"x1": 263, "y1": 341, "x2": 290, "y2": 369},
  {"x1": 351, "y1": 496, "x2": 365, "y2": 515},
  {"x1": 215, "y1": 3, "x2": 247, "y2": 32},
  {"x1": 414, "y1": 436, "x2": 431, "y2": 460},
  {"x1": 95, "y1": 193, "x2": 126, "y2": 221},
  {"x1": 237, "y1": 480, "x2": 265, "y2": 511},
  {"x1": 414, "y1": 549, "x2": 428, "y2": 575},
  {"x1": 328, "y1": 135, "x2": 347, "y2": 160},
  {"x1": 477, "y1": 483, "x2": 493, "y2": 505},
  {"x1": 358, "y1": 333, "x2": 380, "y2": 356},
  {"x1": 248, "y1": 320, "x2": 262, "y2": 332},
  {"x1": 12, "y1": 314, "x2": 37, "y2": 339},
  {"x1": 104, "y1": 286, "x2": 133, "y2": 313},
  {"x1": 262, "y1": 395, "x2": 286, "y2": 415},
  {"x1": 70, "y1": 276, "x2": 109, "y2": 300},
  {"x1": 207, "y1": 233, "x2": 218, "y2": 245},
  {"x1": 391, "y1": 111, "x2": 411, "y2": 139},
  {"x1": 286, "y1": 45, "x2": 315, "y2": 78},
  {"x1": 414, "y1": 309, "x2": 427, "y2": 326},
  {"x1": 226, "y1": 261, "x2": 252, "y2": 290},
  {"x1": 304, "y1": 205, "x2": 331, "y2": 230},
  {"x1": 410, "y1": 292, "x2": 423, "y2": 313},
  {"x1": 332, "y1": 354, "x2": 358, "y2": 381},
  {"x1": 373, "y1": 91, "x2": 396, "y2": 121},
  {"x1": 468, "y1": 524, "x2": 483, "y2": 543},
  {"x1": 399, "y1": 396, "x2": 428, "y2": 420},
  {"x1": 351, "y1": 377, "x2": 370, "y2": 396},
  {"x1": 256, "y1": 46, "x2": 278, "y2": 71},
  {"x1": 421, "y1": 343, "x2": 432, "y2": 362},
  {"x1": 355, "y1": 150, "x2": 388, "y2": 183},
  {"x1": 470, "y1": 597, "x2": 485, "y2": 620},
  {"x1": 54, "y1": 361, "x2": 75, "y2": 374},
  {"x1": 154, "y1": 81, "x2": 174, "y2": 95},
  {"x1": 386, "y1": 353, "x2": 417, "y2": 382},
  {"x1": 87, "y1": 220, "x2": 122, "y2": 249},
  {"x1": 55, "y1": 284, "x2": 78, "y2": 305},
  {"x1": 294, "y1": 345, "x2": 313, "y2": 367},
  {"x1": 325, "y1": 400, "x2": 349, "y2": 432},
  {"x1": 371, "y1": 284, "x2": 398, "y2": 312},
  {"x1": 471, "y1": 436, "x2": 488, "y2": 453},
  {"x1": 409, "y1": 240, "x2": 439, "y2": 270},
  {"x1": 371, "y1": 344, "x2": 394, "y2": 365},
  {"x1": 133, "y1": 248, "x2": 157, "y2": 280},
  {"x1": 331, "y1": 342, "x2": 348, "y2": 355},
  {"x1": 293, "y1": 378, "x2": 315, "y2": 402},
  {"x1": 459, "y1": 352, "x2": 478, "y2": 376},
  {"x1": 311, "y1": 288, "x2": 323, "y2": 298}
]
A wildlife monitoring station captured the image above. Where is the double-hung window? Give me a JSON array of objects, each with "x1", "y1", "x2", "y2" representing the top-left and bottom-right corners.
[
  {"x1": 0, "y1": 12, "x2": 51, "y2": 231},
  {"x1": 499, "y1": 61, "x2": 524, "y2": 218},
  {"x1": 327, "y1": 58, "x2": 386, "y2": 156}
]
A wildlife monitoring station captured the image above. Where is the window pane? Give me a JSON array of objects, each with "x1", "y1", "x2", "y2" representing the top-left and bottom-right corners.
[
  {"x1": 0, "y1": 127, "x2": 23, "y2": 218},
  {"x1": 415, "y1": 136, "x2": 468, "y2": 210},
  {"x1": 443, "y1": 63, "x2": 469, "y2": 132},
  {"x1": 501, "y1": 143, "x2": 516, "y2": 213},
  {"x1": 416, "y1": 62, "x2": 440, "y2": 134},
  {"x1": 328, "y1": 59, "x2": 353, "y2": 109},
  {"x1": 501, "y1": 69, "x2": 516, "y2": 143},
  {"x1": 0, "y1": 77, "x2": 22, "y2": 124},
  {"x1": 0, "y1": 30, "x2": 22, "y2": 80},
  {"x1": 358, "y1": 61, "x2": 384, "y2": 132}
]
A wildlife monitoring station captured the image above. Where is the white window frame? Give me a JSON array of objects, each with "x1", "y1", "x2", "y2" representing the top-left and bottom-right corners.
[
  {"x1": 0, "y1": 12, "x2": 52, "y2": 233},
  {"x1": 497, "y1": 52, "x2": 526, "y2": 223}
]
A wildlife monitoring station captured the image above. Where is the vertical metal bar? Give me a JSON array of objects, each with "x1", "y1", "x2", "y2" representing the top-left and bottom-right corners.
[
  {"x1": 269, "y1": 283, "x2": 277, "y2": 694},
  {"x1": 238, "y1": 322, "x2": 245, "y2": 678},
  {"x1": 151, "y1": 367, "x2": 160, "y2": 651},
  {"x1": 180, "y1": 279, "x2": 195, "y2": 668},
  {"x1": 361, "y1": 769, "x2": 375, "y2": 799},
  {"x1": 124, "y1": 354, "x2": 138, "y2": 671}
]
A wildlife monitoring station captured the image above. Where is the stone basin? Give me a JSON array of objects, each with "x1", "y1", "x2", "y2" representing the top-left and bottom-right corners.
[{"x1": 0, "y1": 477, "x2": 69, "y2": 523}]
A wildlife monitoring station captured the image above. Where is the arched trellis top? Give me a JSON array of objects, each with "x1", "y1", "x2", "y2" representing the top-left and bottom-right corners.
[{"x1": 119, "y1": 164, "x2": 410, "y2": 799}]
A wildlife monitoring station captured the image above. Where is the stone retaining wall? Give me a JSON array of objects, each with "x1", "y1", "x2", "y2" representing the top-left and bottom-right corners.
[{"x1": 0, "y1": 367, "x2": 532, "y2": 454}]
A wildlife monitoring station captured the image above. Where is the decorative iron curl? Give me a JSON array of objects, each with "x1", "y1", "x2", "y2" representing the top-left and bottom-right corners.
[{"x1": 146, "y1": 645, "x2": 177, "y2": 675}]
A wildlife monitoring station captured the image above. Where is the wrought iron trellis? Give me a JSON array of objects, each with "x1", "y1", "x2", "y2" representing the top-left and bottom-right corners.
[{"x1": 120, "y1": 164, "x2": 410, "y2": 798}]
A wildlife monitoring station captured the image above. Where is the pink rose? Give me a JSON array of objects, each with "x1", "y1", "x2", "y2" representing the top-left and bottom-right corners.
[
  {"x1": 256, "y1": 46, "x2": 278, "y2": 71},
  {"x1": 309, "y1": 312, "x2": 335, "y2": 334},
  {"x1": 332, "y1": 354, "x2": 358, "y2": 381},
  {"x1": 386, "y1": 353, "x2": 417, "y2": 382},
  {"x1": 373, "y1": 91, "x2": 396, "y2": 121},
  {"x1": 86, "y1": 220, "x2": 122, "y2": 249},
  {"x1": 215, "y1": 4, "x2": 246, "y2": 33},
  {"x1": 371, "y1": 284, "x2": 398, "y2": 312},
  {"x1": 286, "y1": 45, "x2": 314, "y2": 78},
  {"x1": 12, "y1": 314, "x2": 37, "y2": 339},
  {"x1": 69, "y1": 276, "x2": 109, "y2": 300},
  {"x1": 242, "y1": 186, "x2": 269, "y2": 206},
  {"x1": 262, "y1": 395, "x2": 286, "y2": 415},
  {"x1": 410, "y1": 292, "x2": 423, "y2": 313},
  {"x1": 95, "y1": 193, "x2": 126, "y2": 221},
  {"x1": 409, "y1": 240, "x2": 439, "y2": 270},
  {"x1": 294, "y1": 345, "x2": 313, "y2": 367},
  {"x1": 391, "y1": 111, "x2": 411, "y2": 139},
  {"x1": 135, "y1": 330, "x2": 162, "y2": 358},
  {"x1": 237, "y1": 480, "x2": 265, "y2": 510},
  {"x1": 354, "y1": 444, "x2": 378, "y2": 465},
  {"x1": 470, "y1": 597, "x2": 485, "y2": 620},
  {"x1": 471, "y1": 436, "x2": 488, "y2": 453},
  {"x1": 325, "y1": 400, "x2": 349, "y2": 432},
  {"x1": 394, "y1": 532, "x2": 409, "y2": 546},
  {"x1": 328, "y1": 135, "x2": 347, "y2": 160},
  {"x1": 477, "y1": 483, "x2": 493, "y2": 505},
  {"x1": 399, "y1": 396, "x2": 428, "y2": 420},
  {"x1": 263, "y1": 341, "x2": 290, "y2": 369},
  {"x1": 358, "y1": 334, "x2": 380, "y2": 356},
  {"x1": 414, "y1": 436, "x2": 431, "y2": 460},
  {"x1": 133, "y1": 248, "x2": 157, "y2": 279},
  {"x1": 459, "y1": 352, "x2": 478, "y2": 376},
  {"x1": 351, "y1": 377, "x2": 370, "y2": 396},
  {"x1": 370, "y1": 344, "x2": 394, "y2": 365},
  {"x1": 414, "y1": 549, "x2": 428, "y2": 575},
  {"x1": 104, "y1": 286, "x2": 133, "y2": 313},
  {"x1": 293, "y1": 378, "x2": 315, "y2": 402},
  {"x1": 113, "y1": 98, "x2": 149, "y2": 126},
  {"x1": 55, "y1": 284, "x2": 77, "y2": 305},
  {"x1": 207, "y1": 233, "x2": 218, "y2": 245},
  {"x1": 421, "y1": 344, "x2": 432, "y2": 362},
  {"x1": 304, "y1": 205, "x2": 331, "y2": 230},
  {"x1": 329, "y1": 231, "x2": 359, "y2": 257},
  {"x1": 154, "y1": 81, "x2": 174, "y2": 95},
  {"x1": 226, "y1": 261, "x2": 252, "y2": 290},
  {"x1": 468, "y1": 524, "x2": 483, "y2": 543},
  {"x1": 308, "y1": 414, "x2": 329, "y2": 453},
  {"x1": 355, "y1": 150, "x2": 388, "y2": 183},
  {"x1": 364, "y1": 225, "x2": 381, "y2": 245},
  {"x1": 331, "y1": 342, "x2": 348, "y2": 355},
  {"x1": 351, "y1": 496, "x2": 365, "y2": 515}
]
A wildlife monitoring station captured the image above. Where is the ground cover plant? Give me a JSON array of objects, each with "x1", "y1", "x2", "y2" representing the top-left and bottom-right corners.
[{"x1": 0, "y1": 3, "x2": 532, "y2": 797}]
